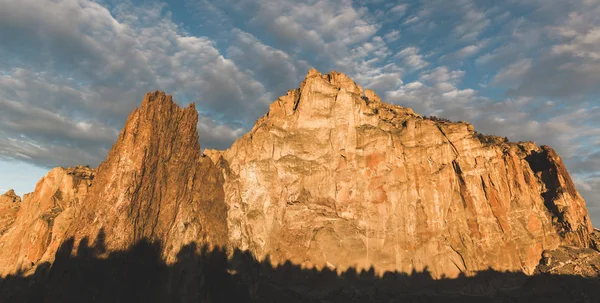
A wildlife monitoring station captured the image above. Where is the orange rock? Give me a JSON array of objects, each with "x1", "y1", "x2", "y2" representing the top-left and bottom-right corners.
[
  {"x1": 0, "y1": 69, "x2": 593, "y2": 279},
  {"x1": 0, "y1": 166, "x2": 94, "y2": 275},
  {"x1": 66, "y1": 91, "x2": 228, "y2": 263},
  {"x1": 220, "y1": 69, "x2": 591, "y2": 277},
  {"x1": 0, "y1": 189, "x2": 21, "y2": 236}
]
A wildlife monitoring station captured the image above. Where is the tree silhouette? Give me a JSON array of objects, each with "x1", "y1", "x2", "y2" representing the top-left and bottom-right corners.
[{"x1": 0, "y1": 231, "x2": 598, "y2": 303}]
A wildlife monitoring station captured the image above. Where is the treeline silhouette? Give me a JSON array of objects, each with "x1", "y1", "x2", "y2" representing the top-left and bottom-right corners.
[{"x1": 0, "y1": 231, "x2": 598, "y2": 303}]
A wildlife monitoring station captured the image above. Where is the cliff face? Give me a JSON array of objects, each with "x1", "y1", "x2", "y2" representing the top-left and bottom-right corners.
[
  {"x1": 0, "y1": 190, "x2": 21, "y2": 236},
  {"x1": 219, "y1": 69, "x2": 592, "y2": 277},
  {"x1": 67, "y1": 91, "x2": 228, "y2": 262},
  {"x1": 0, "y1": 69, "x2": 594, "y2": 278},
  {"x1": 0, "y1": 166, "x2": 94, "y2": 275}
]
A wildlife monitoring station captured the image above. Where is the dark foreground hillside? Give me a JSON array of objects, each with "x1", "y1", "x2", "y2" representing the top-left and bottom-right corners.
[{"x1": 0, "y1": 231, "x2": 598, "y2": 303}]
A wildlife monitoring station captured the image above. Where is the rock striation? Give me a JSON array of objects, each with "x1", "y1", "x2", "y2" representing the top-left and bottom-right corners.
[
  {"x1": 0, "y1": 69, "x2": 595, "y2": 279},
  {"x1": 219, "y1": 69, "x2": 593, "y2": 277},
  {"x1": 66, "y1": 91, "x2": 228, "y2": 262}
]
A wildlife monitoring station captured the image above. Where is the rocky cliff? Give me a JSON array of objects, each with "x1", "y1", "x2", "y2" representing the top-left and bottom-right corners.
[
  {"x1": 0, "y1": 190, "x2": 21, "y2": 236},
  {"x1": 0, "y1": 69, "x2": 595, "y2": 279},
  {"x1": 66, "y1": 92, "x2": 229, "y2": 262},
  {"x1": 217, "y1": 69, "x2": 592, "y2": 277},
  {"x1": 0, "y1": 166, "x2": 94, "y2": 275}
]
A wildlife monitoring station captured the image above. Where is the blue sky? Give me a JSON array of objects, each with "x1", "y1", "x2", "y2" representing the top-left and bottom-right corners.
[{"x1": 0, "y1": 0, "x2": 599, "y2": 225}]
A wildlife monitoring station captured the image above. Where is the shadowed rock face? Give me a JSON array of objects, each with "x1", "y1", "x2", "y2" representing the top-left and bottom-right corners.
[
  {"x1": 0, "y1": 69, "x2": 595, "y2": 280},
  {"x1": 525, "y1": 146, "x2": 592, "y2": 247},
  {"x1": 1, "y1": 236, "x2": 599, "y2": 303}
]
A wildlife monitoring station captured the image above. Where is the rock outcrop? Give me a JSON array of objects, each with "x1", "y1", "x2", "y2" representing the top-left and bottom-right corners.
[
  {"x1": 0, "y1": 166, "x2": 94, "y2": 275},
  {"x1": 537, "y1": 229, "x2": 600, "y2": 277},
  {"x1": 0, "y1": 190, "x2": 21, "y2": 236},
  {"x1": 0, "y1": 69, "x2": 595, "y2": 280},
  {"x1": 220, "y1": 69, "x2": 592, "y2": 277},
  {"x1": 66, "y1": 91, "x2": 228, "y2": 263}
]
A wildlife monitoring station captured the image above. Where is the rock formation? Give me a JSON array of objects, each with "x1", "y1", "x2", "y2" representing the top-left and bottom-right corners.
[
  {"x1": 66, "y1": 92, "x2": 228, "y2": 262},
  {"x1": 0, "y1": 166, "x2": 94, "y2": 275},
  {"x1": 217, "y1": 69, "x2": 593, "y2": 277},
  {"x1": 536, "y1": 229, "x2": 600, "y2": 277},
  {"x1": 0, "y1": 190, "x2": 21, "y2": 236},
  {"x1": 0, "y1": 69, "x2": 595, "y2": 280}
]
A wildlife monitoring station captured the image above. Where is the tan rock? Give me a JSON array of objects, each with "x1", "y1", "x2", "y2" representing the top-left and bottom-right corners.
[
  {"x1": 220, "y1": 69, "x2": 592, "y2": 277},
  {"x1": 536, "y1": 229, "x2": 600, "y2": 277},
  {"x1": 0, "y1": 189, "x2": 21, "y2": 236},
  {"x1": 0, "y1": 69, "x2": 593, "y2": 280},
  {"x1": 0, "y1": 166, "x2": 94, "y2": 275},
  {"x1": 364, "y1": 89, "x2": 381, "y2": 102},
  {"x1": 67, "y1": 91, "x2": 228, "y2": 263}
]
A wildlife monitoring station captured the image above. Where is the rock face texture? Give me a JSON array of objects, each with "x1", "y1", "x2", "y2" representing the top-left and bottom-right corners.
[
  {"x1": 66, "y1": 91, "x2": 228, "y2": 262},
  {"x1": 0, "y1": 69, "x2": 595, "y2": 280},
  {"x1": 0, "y1": 190, "x2": 21, "y2": 236},
  {"x1": 0, "y1": 166, "x2": 94, "y2": 275},
  {"x1": 219, "y1": 69, "x2": 592, "y2": 277},
  {"x1": 537, "y1": 229, "x2": 600, "y2": 277}
]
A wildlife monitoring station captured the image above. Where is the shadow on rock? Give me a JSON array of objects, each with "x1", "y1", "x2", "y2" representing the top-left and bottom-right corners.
[{"x1": 0, "y1": 231, "x2": 598, "y2": 303}]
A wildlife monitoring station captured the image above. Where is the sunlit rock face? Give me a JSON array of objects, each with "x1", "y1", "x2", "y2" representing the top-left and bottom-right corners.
[
  {"x1": 66, "y1": 92, "x2": 228, "y2": 263},
  {"x1": 220, "y1": 69, "x2": 592, "y2": 277},
  {"x1": 0, "y1": 69, "x2": 593, "y2": 278},
  {"x1": 0, "y1": 190, "x2": 22, "y2": 236},
  {"x1": 0, "y1": 166, "x2": 94, "y2": 276}
]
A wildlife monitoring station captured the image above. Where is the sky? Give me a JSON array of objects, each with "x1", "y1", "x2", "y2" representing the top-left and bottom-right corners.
[{"x1": 0, "y1": 0, "x2": 598, "y2": 225}]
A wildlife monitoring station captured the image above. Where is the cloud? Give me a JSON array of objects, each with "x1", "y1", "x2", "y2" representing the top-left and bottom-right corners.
[
  {"x1": 419, "y1": 66, "x2": 465, "y2": 85},
  {"x1": 551, "y1": 8, "x2": 600, "y2": 60},
  {"x1": 205, "y1": 0, "x2": 384, "y2": 74},
  {"x1": 475, "y1": 0, "x2": 600, "y2": 99},
  {"x1": 387, "y1": 4, "x2": 408, "y2": 21},
  {"x1": 243, "y1": 0, "x2": 379, "y2": 55},
  {"x1": 452, "y1": 4, "x2": 490, "y2": 41},
  {"x1": 403, "y1": 15, "x2": 419, "y2": 25},
  {"x1": 0, "y1": 68, "x2": 116, "y2": 167},
  {"x1": 0, "y1": 0, "x2": 599, "y2": 225},
  {"x1": 0, "y1": 0, "x2": 268, "y2": 167},
  {"x1": 383, "y1": 30, "x2": 401, "y2": 42},
  {"x1": 213, "y1": 0, "x2": 406, "y2": 96},
  {"x1": 394, "y1": 47, "x2": 429, "y2": 71},
  {"x1": 519, "y1": 3, "x2": 600, "y2": 97},
  {"x1": 197, "y1": 115, "x2": 246, "y2": 150},
  {"x1": 226, "y1": 30, "x2": 303, "y2": 99},
  {"x1": 384, "y1": 65, "x2": 476, "y2": 118},
  {"x1": 491, "y1": 58, "x2": 532, "y2": 86},
  {"x1": 455, "y1": 45, "x2": 482, "y2": 57},
  {"x1": 440, "y1": 40, "x2": 490, "y2": 62},
  {"x1": 393, "y1": 0, "x2": 493, "y2": 46}
]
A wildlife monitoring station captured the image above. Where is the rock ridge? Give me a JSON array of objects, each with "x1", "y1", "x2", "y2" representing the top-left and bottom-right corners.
[
  {"x1": 67, "y1": 91, "x2": 228, "y2": 262},
  {"x1": 0, "y1": 69, "x2": 595, "y2": 279},
  {"x1": 0, "y1": 166, "x2": 95, "y2": 275},
  {"x1": 0, "y1": 189, "x2": 21, "y2": 236},
  {"x1": 220, "y1": 69, "x2": 593, "y2": 277}
]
